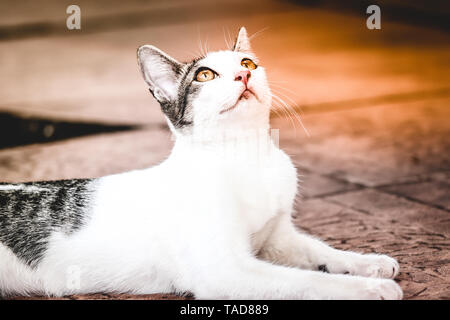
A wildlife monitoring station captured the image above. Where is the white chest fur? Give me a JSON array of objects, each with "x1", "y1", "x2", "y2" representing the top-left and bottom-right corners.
[
  {"x1": 166, "y1": 135, "x2": 298, "y2": 252},
  {"x1": 92, "y1": 134, "x2": 297, "y2": 252}
]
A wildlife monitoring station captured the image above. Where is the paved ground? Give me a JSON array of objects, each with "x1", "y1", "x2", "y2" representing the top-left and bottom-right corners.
[{"x1": 1, "y1": 0, "x2": 449, "y2": 299}]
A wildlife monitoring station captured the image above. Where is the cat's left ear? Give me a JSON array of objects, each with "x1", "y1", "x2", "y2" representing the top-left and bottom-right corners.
[
  {"x1": 233, "y1": 27, "x2": 253, "y2": 55},
  {"x1": 137, "y1": 45, "x2": 183, "y2": 103}
]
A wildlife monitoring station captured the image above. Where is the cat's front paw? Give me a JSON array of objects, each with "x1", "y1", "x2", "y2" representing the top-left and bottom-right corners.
[
  {"x1": 362, "y1": 278, "x2": 403, "y2": 300},
  {"x1": 348, "y1": 254, "x2": 399, "y2": 279}
]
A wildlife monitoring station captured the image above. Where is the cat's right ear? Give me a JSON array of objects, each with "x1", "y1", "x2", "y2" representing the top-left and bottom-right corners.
[
  {"x1": 233, "y1": 27, "x2": 253, "y2": 55},
  {"x1": 137, "y1": 45, "x2": 183, "y2": 102}
]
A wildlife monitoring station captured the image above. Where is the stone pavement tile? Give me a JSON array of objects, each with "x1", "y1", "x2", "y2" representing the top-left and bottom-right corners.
[
  {"x1": 429, "y1": 171, "x2": 450, "y2": 184},
  {"x1": 294, "y1": 198, "x2": 403, "y2": 246},
  {"x1": 382, "y1": 180, "x2": 450, "y2": 211},
  {"x1": 273, "y1": 97, "x2": 450, "y2": 187},
  {"x1": 324, "y1": 189, "x2": 450, "y2": 236},
  {"x1": 0, "y1": 35, "x2": 161, "y2": 124},
  {"x1": 297, "y1": 168, "x2": 361, "y2": 199},
  {"x1": 293, "y1": 198, "x2": 450, "y2": 300},
  {"x1": 0, "y1": 128, "x2": 173, "y2": 182},
  {"x1": 404, "y1": 283, "x2": 450, "y2": 300}
]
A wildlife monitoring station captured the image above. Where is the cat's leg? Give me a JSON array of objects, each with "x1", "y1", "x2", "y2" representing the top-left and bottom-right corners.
[
  {"x1": 191, "y1": 255, "x2": 402, "y2": 300},
  {"x1": 258, "y1": 214, "x2": 400, "y2": 279}
]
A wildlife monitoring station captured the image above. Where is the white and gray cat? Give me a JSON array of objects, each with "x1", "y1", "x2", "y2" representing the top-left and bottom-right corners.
[{"x1": 0, "y1": 27, "x2": 402, "y2": 299}]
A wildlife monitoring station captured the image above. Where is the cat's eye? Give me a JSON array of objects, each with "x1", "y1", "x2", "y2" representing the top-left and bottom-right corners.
[
  {"x1": 241, "y1": 58, "x2": 257, "y2": 70},
  {"x1": 195, "y1": 68, "x2": 216, "y2": 82}
]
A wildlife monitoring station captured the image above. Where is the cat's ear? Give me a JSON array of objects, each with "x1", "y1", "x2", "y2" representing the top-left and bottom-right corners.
[
  {"x1": 137, "y1": 45, "x2": 183, "y2": 102},
  {"x1": 233, "y1": 27, "x2": 253, "y2": 55}
]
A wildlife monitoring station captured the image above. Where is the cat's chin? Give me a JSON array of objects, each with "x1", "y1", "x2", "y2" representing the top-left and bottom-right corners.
[
  {"x1": 220, "y1": 89, "x2": 258, "y2": 115},
  {"x1": 219, "y1": 102, "x2": 240, "y2": 115}
]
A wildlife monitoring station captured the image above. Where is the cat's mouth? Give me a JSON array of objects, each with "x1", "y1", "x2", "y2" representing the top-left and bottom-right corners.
[
  {"x1": 219, "y1": 88, "x2": 257, "y2": 115},
  {"x1": 240, "y1": 88, "x2": 255, "y2": 100}
]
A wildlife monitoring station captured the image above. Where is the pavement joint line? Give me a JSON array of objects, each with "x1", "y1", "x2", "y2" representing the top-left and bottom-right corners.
[
  {"x1": 321, "y1": 196, "x2": 373, "y2": 216},
  {"x1": 373, "y1": 187, "x2": 450, "y2": 213},
  {"x1": 410, "y1": 287, "x2": 428, "y2": 297},
  {"x1": 316, "y1": 183, "x2": 450, "y2": 214},
  {"x1": 298, "y1": 166, "x2": 366, "y2": 190},
  {"x1": 302, "y1": 185, "x2": 363, "y2": 200},
  {"x1": 295, "y1": 165, "x2": 450, "y2": 213},
  {"x1": 374, "y1": 172, "x2": 450, "y2": 189}
]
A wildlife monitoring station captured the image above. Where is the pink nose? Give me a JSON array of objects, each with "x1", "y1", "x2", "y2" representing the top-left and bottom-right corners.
[{"x1": 235, "y1": 70, "x2": 251, "y2": 86}]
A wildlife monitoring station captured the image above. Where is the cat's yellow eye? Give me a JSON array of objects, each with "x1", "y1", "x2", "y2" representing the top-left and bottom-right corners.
[
  {"x1": 195, "y1": 69, "x2": 215, "y2": 82},
  {"x1": 241, "y1": 58, "x2": 257, "y2": 70}
]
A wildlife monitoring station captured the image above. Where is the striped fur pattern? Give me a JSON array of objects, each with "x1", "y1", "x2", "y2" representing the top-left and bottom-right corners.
[{"x1": 0, "y1": 180, "x2": 96, "y2": 268}]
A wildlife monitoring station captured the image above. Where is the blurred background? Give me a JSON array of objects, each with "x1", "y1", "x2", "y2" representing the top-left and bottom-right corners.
[{"x1": 0, "y1": 0, "x2": 449, "y2": 299}]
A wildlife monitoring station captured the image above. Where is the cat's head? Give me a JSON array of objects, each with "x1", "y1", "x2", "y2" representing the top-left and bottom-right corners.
[{"x1": 137, "y1": 27, "x2": 271, "y2": 138}]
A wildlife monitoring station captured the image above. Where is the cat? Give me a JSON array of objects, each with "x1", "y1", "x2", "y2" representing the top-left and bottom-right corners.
[{"x1": 0, "y1": 27, "x2": 403, "y2": 299}]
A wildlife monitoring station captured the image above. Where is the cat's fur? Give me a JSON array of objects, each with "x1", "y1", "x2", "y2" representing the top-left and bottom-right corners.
[{"x1": 0, "y1": 27, "x2": 403, "y2": 299}]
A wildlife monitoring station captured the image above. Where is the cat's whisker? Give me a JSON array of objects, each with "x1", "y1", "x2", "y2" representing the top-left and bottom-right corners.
[
  {"x1": 199, "y1": 38, "x2": 206, "y2": 57},
  {"x1": 270, "y1": 88, "x2": 299, "y2": 110},
  {"x1": 271, "y1": 92, "x2": 299, "y2": 131},
  {"x1": 271, "y1": 103, "x2": 294, "y2": 132},
  {"x1": 205, "y1": 37, "x2": 210, "y2": 56},
  {"x1": 268, "y1": 83, "x2": 300, "y2": 100},
  {"x1": 226, "y1": 27, "x2": 234, "y2": 50},
  {"x1": 223, "y1": 27, "x2": 231, "y2": 50},
  {"x1": 248, "y1": 27, "x2": 270, "y2": 41},
  {"x1": 197, "y1": 40, "x2": 203, "y2": 57},
  {"x1": 268, "y1": 81, "x2": 288, "y2": 86},
  {"x1": 273, "y1": 93, "x2": 309, "y2": 138},
  {"x1": 270, "y1": 105, "x2": 284, "y2": 120},
  {"x1": 271, "y1": 95, "x2": 295, "y2": 123},
  {"x1": 268, "y1": 79, "x2": 291, "y2": 84},
  {"x1": 271, "y1": 99, "x2": 297, "y2": 135},
  {"x1": 196, "y1": 26, "x2": 205, "y2": 58},
  {"x1": 269, "y1": 100, "x2": 285, "y2": 120},
  {"x1": 271, "y1": 93, "x2": 310, "y2": 137},
  {"x1": 270, "y1": 87, "x2": 305, "y2": 118},
  {"x1": 268, "y1": 84, "x2": 302, "y2": 106},
  {"x1": 197, "y1": 29, "x2": 209, "y2": 58}
]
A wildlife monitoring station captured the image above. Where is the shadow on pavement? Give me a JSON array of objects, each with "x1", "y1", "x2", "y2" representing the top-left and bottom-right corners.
[{"x1": 0, "y1": 112, "x2": 138, "y2": 150}]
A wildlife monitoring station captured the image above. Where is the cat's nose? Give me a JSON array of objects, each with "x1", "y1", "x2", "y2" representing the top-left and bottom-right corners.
[{"x1": 235, "y1": 70, "x2": 251, "y2": 86}]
